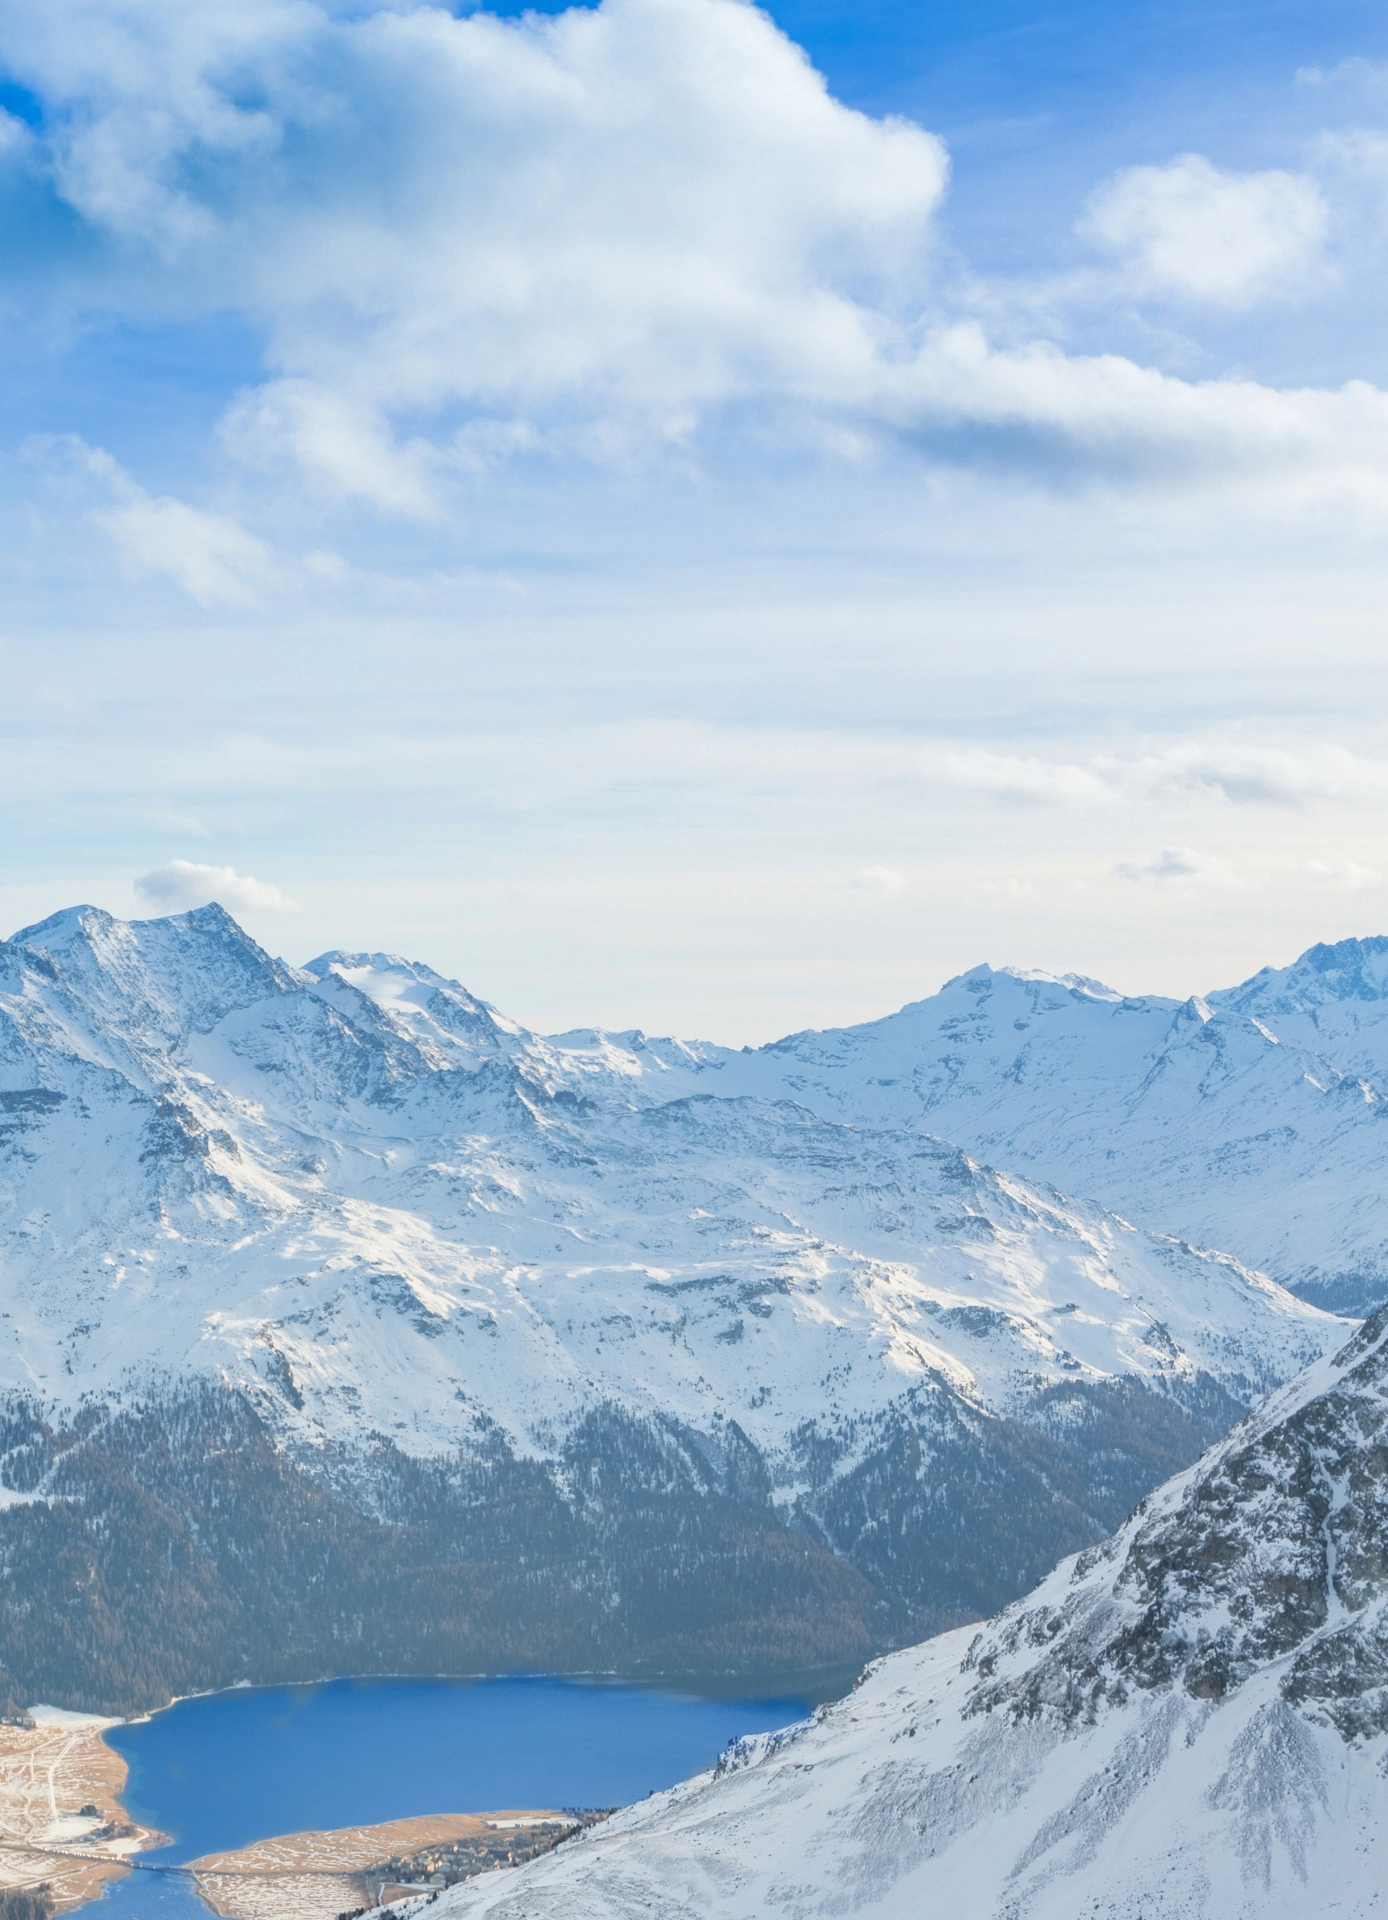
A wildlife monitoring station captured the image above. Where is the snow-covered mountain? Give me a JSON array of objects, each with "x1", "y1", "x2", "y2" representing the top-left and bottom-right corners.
[
  {"x1": 0, "y1": 904, "x2": 1355, "y2": 1710},
  {"x1": 0, "y1": 909, "x2": 1332, "y2": 1429},
  {"x1": 438, "y1": 1303, "x2": 1388, "y2": 1920},
  {"x1": 553, "y1": 936, "x2": 1388, "y2": 1315}
]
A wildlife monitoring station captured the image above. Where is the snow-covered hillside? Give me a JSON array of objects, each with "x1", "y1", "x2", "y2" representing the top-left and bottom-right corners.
[
  {"x1": 438, "y1": 1305, "x2": 1388, "y2": 1920},
  {"x1": 568, "y1": 935, "x2": 1388, "y2": 1314},
  {"x1": 0, "y1": 904, "x2": 1336, "y2": 1454},
  {"x1": 0, "y1": 903, "x2": 1353, "y2": 1708}
]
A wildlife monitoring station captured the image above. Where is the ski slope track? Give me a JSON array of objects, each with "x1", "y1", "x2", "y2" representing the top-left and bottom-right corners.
[
  {"x1": 437, "y1": 1307, "x2": 1388, "y2": 1920},
  {"x1": 0, "y1": 905, "x2": 1358, "y2": 1707}
]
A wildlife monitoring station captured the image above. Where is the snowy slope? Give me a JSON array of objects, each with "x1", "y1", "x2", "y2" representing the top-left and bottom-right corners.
[
  {"x1": 557, "y1": 937, "x2": 1388, "y2": 1313},
  {"x1": 0, "y1": 906, "x2": 1339, "y2": 1464},
  {"x1": 437, "y1": 1306, "x2": 1388, "y2": 1920},
  {"x1": 0, "y1": 901, "x2": 1364, "y2": 1704}
]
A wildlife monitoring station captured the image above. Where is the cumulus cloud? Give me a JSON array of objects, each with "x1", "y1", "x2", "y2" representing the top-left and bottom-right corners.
[
  {"x1": 1081, "y1": 153, "x2": 1329, "y2": 307},
  {"x1": 0, "y1": 1, "x2": 1386, "y2": 510},
  {"x1": 1135, "y1": 741, "x2": 1388, "y2": 806},
  {"x1": 851, "y1": 323, "x2": 1388, "y2": 510},
  {"x1": 135, "y1": 860, "x2": 299, "y2": 913},
  {"x1": 0, "y1": 0, "x2": 947, "y2": 506}
]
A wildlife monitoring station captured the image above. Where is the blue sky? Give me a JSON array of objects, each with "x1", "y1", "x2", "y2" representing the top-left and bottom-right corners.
[{"x1": 2, "y1": 0, "x2": 1388, "y2": 1038}]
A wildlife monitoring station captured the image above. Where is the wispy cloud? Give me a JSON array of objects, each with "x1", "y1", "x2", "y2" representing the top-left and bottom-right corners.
[
  {"x1": 917, "y1": 739, "x2": 1388, "y2": 811},
  {"x1": 919, "y1": 749, "x2": 1110, "y2": 806},
  {"x1": 968, "y1": 877, "x2": 1038, "y2": 904},
  {"x1": 1112, "y1": 846, "x2": 1223, "y2": 885},
  {"x1": 33, "y1": 438, "x2": 275, "y2": 605},
  {"x1": 1305, "y1": 860, "x2": 1383, "y2": 890},
  {"x1": 1296, "y1": 57, "x2": 1388, "y2": 90}
]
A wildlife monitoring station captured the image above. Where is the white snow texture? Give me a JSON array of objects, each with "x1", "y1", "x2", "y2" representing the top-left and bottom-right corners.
[{"x1": 0, "y1": 903, "x2": 1351, "y2": 1463}]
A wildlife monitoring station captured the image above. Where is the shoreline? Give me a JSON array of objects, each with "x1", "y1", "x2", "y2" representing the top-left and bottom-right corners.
[
  {"x1": 182, "y1": 1809, "x2": 583, "y2": 1920},
  {"x1": 101, "y1": 1653, "x2": 859, "y2": 1725},
  {"x1": 44, "y1": 1663, "x2": 832, "y2": 1913},
  {"x1": 0, "y1": 1711, "x2": 167, "y2": 1915}
]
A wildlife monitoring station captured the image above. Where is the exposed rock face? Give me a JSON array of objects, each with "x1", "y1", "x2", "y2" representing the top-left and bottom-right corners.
[
  {"x1": 433, "y1": 1310, "x2": 1388, "y2": 1920},
  {"x1": 965, "y1": 1300, "x2": 1388, "y2": 1739}
]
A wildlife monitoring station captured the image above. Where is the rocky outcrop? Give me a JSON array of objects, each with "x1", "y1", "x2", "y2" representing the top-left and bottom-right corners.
[{"x1": 433, "y1": 1311, "x2": 1388, "y2": 1919}]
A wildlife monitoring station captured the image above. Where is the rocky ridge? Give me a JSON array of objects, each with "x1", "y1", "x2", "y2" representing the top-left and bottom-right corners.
[{"x1": 435, "y1": 1308, "x2": 1388, "y2": 1920}]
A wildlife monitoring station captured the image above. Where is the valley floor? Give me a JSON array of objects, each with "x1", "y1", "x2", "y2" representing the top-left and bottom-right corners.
[
  {"x1": 0, "y1": 1712, "x2": 156, "y2": 1912},
  {"x1": 0, "y1": 1713, "x2": 577, "y2": 1919},
  {"x1": 188, "y1": 1810, "x2": 577, "y2": 1920}
]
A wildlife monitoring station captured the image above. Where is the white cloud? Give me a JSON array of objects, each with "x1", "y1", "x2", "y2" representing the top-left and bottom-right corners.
[
  {"x1": 220, "y1": 382, "x2": 441, "y2": 518},
  {"x1": 2, "y1": 2, "x2": 1387, "y2": 512},
  {"x1": 1305, "y1": 860, "x2": 1383, "y2": 890},
  {"x1": 1296, "y1": 57, "x2": 1388, "y2": 91},
  {"x1": 96, "y1": 489, "x2": 274, "y2": 605},
  {"x1": 0, "y1": 0, "x2": 948, "y2": 508},
  {"x1": 1081, "y1": 154, "x2": 1329, "y2": 308},
  {"x1": 1132, "y1": 740, "x2": 1388, "y2": 807},
  {"x1": 58, "y1": 442, "x2": 275, "y2": 604},
  {"x1": 917, "y1": 738, "x2": 1388, "y2": 811},
  {"x1": 871, "y1": 325, "x2": 1388, "y2": 511},
  {"x1": 1112, "y1": 846, "x2": 1223, "y2": 885},
  {"x1": 1315, "y1": 128, "x2": 1388, "y2": 178},
  {"x1": 919, "y1": 748, "x2": 1110, "y2": 806},
  {"x1": 850, "y1": 865, "x2": 905, "y2": 892},
  {"x1": 135, "y1": 860, "x2": 299, "y2": 914}
]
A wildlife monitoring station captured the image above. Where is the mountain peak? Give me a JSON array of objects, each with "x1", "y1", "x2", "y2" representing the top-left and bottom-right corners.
[
  {"x1": 9, "y1": 902, "x2": 116, "y2": 952},
  {"x1": 305, "y1": 947, "x2": 413, "y2": 977},
  {"x1": 7, "y1": 901, "x2": 297, "y2": 1047},
  {"x1": 304, "y1": 949, "x2": 524, "y2": 1047},
  {"x1": 14, "y1": 898, "x2": 262, "y2": 958},
  {"x1": 933, "y1": 962, "x2": 1126, "y2": 1004},
  {"x1": 1212, "y1": 933, "x2": 1388, "y2": 1014}
]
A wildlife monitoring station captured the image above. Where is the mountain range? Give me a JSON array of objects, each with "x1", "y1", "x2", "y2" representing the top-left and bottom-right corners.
[
  {"x1": 580, "y1": 935, "x2": 1388, "y2": 1317},
  {"x1": 0, "y1": 904, "x2": 1377, "y2": 1711}
]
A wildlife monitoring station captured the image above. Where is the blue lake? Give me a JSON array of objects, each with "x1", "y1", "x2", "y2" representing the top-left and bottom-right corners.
[{"x1": 92, "y1": 1673, "x2": 817, "y2": 1915}]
